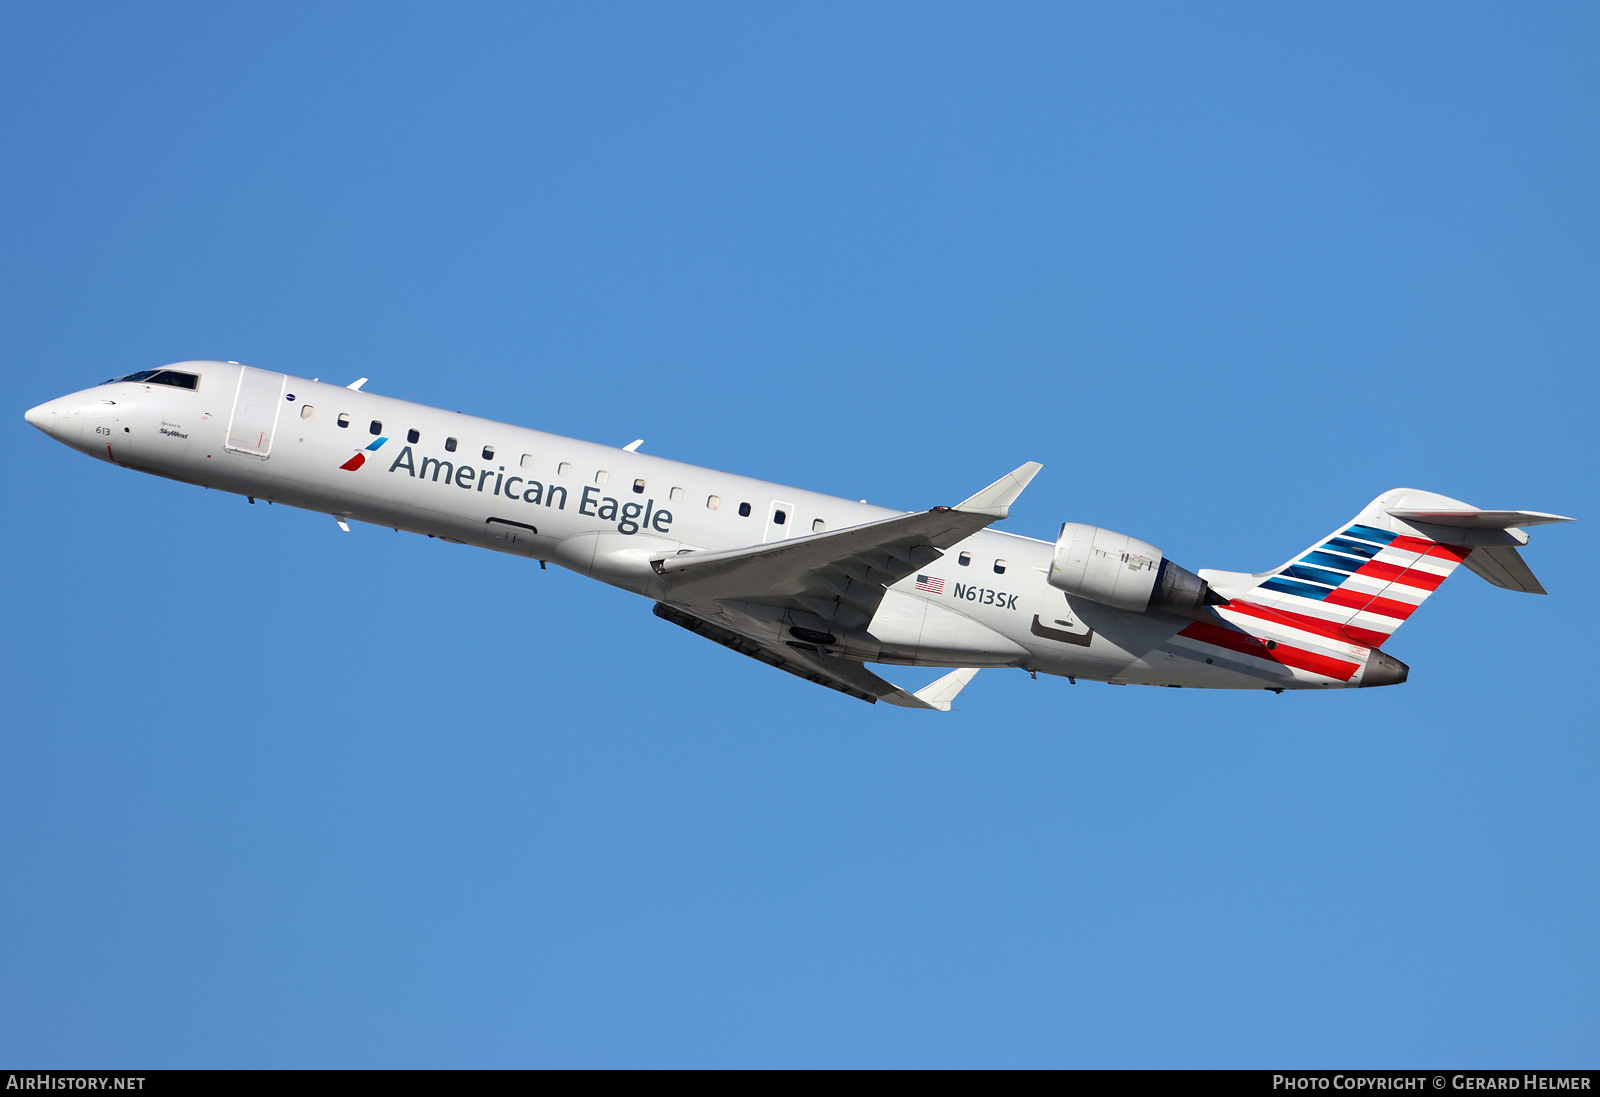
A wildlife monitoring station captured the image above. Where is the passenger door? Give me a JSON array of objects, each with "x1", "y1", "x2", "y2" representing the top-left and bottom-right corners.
[{"x1": 224, "y1": 366, "x2": 287, "y2": 457}]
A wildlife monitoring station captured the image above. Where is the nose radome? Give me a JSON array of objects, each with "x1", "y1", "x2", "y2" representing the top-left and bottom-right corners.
[{"x1": 25, "y1": 402, "x2": 56, "y2": 436}]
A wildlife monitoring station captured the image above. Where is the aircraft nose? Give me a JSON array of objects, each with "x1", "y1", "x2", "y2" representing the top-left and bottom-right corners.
[{"x1": 25, "y1": 401, "x2": 57, "y2": 437}]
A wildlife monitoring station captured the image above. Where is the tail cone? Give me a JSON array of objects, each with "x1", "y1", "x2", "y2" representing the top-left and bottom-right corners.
[{"x1": 1361, "y1": 649, "x2": 1409, "y2": 688}]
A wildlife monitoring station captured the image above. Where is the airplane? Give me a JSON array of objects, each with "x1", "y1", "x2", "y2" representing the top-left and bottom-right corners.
[{"x1": 24, "y1": 361, "x2": 1572, "y2": 710}]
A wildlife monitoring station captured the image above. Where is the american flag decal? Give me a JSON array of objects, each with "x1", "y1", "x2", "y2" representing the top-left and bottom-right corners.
[{"x1": 915, "y1": 574, "x2": 945, "y2": 594}]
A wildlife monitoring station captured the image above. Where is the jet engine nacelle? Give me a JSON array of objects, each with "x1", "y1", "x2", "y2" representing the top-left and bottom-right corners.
[{"x1": 1047, "y1": 522, "x2": 1216, "y2": 617}]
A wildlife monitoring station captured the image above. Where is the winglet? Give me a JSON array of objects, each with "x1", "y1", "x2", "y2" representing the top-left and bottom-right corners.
[
  {"x1": 879, "y1": 667, "x2": 981, "y2": 710},
  {"x1": 954, "y1": 462, "x2": 1043, "y2": 519},
  {"x1": 912, "y1": 667, "x2": 980, "y2": 711}
]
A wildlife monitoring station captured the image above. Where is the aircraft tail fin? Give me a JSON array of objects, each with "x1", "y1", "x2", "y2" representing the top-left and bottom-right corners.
[{"x1": 1199, "y1": 489, "x2": 1572, "y2": 649}]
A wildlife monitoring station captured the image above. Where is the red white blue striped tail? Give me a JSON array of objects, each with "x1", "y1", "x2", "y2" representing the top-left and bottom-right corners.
[{"x1": 1213, "y1": 490, "x2": 1479, "y2": 650}]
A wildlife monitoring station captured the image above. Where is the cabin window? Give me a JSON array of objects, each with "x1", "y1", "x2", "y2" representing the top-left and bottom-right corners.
[
  {"x1": 773, "y1": 509, "x2": 787, "y2": 525},
  {"x1": 407, "y1": 428, "x2": 420, "y2": 443},
  {"x1": 299, "y1": 405, "x2": 315, "y2": 420},
  {"x1": 521, "y1": 454, "x2": 535, "y2": 470},
  {"x1": 369, "y1": 420, "x2": 382, "y2": 435},
  {"x1": 707, "y1": 495, "x2": 721, "y2": 510},
  {"x1": 633, "y1": 478, "x2": 646, "y2": 494},
  {"x1": 482, "y1": 445, "x2": 495, "y2": 461},
  {"x1": 994, "y1": 559, "x2": 1007, "y2": 575},
  {"x1": 669, "y1": 487, "x2": 683, "y2": 502},
  {"x1": 337, "y1": 413, "x2": 350, "y2": 428},
  {"x1": 558, "y1": 461, "x2": 572, "y2": 476},
  {"x1": 444, "y1": 437, "x2": 457, "y2": 453},
  {"x1": 958, "y1": 552, "x2": 971, "y2": 567},
  {"x1": 812, "y1": 519, "x2": 826, "y2": 533},
  {"x1": 738, "y1": 502, "x2": 752, "y2": 517},
  {"x1": 595, "y1": 470, "x2": 609, "y2": 485}
]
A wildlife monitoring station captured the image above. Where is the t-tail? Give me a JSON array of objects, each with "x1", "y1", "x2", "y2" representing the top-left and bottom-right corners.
[{"x1": 1195, "y1": 489, "x2": 1572, "y2": 688}]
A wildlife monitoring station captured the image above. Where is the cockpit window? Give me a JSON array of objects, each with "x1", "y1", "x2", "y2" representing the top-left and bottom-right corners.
[{"x1": 100, "y1": 369, "x2": 199, "y2": 391}]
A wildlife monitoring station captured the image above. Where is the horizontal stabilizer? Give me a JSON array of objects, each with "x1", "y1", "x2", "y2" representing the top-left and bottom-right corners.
[
  {"x1": 954, "y1": 462, "x2": 1043, "y2": 518},
  {"x1": 1386, "y1": 502, "x2": 1571, "y2": 594},
  {"x1": 1385, "y1": 507, "x2": 1573, "y2": 529},
  {"x1": 1462, "y1": 545, "x2": 1549, "y2": 594}
]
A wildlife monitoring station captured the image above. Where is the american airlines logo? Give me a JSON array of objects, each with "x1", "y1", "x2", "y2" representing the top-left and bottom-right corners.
[{"x1": 339, "y1": 436, "x2": 388, "y2": 471}]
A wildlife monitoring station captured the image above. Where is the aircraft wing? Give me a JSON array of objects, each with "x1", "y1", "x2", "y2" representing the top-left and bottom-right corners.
[
  {"x1": 651, "y1": 462, "x2": 1041, "y2": 630},
  {"x1": 653, "y1": 603, "x2": 978, "y2": 709}
]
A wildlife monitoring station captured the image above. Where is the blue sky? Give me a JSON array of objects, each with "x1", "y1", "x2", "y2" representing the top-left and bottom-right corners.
[{"x1": 3, "y1": 2, "x2": 1595, "y2": 1068}]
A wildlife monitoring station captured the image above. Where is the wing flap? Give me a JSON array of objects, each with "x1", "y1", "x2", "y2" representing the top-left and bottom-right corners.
[
  {"x1": 648, "y1": 463, "x2": 1040, "y2": 703},
  {"x1": 652, "y1": 507, "x2": 980, "y2": 598},
  {"x1": 653, "y1": 603, "x2": 957, "y2": 709}
]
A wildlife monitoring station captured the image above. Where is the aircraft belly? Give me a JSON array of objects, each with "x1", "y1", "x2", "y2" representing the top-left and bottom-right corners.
[
  {"x1": 1122, "y1": 649, "x2": 1306, "y2": 689},
  {"x1": 138, "y1": 423, "x2": 574, "y2": 562},
  {"x1": 551, "y1": 531, "x2": 682, "y2": 592},
  {"x1": 864, "y1": 590, "x2": 1029, "y2": 668}
]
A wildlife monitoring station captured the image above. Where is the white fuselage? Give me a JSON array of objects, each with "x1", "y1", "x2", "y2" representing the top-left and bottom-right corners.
[{"x1": 26, "y1": 361, "x2": 1372, "y2": 693}]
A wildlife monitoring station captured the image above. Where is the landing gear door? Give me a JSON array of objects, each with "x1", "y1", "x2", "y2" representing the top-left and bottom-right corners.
[
  {"x1": 1031, "y1": 586, "x2": 1095, "y2": 647},
  {"x1": 225, "y1": 366, "x2": 287, "y2": 458}
]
